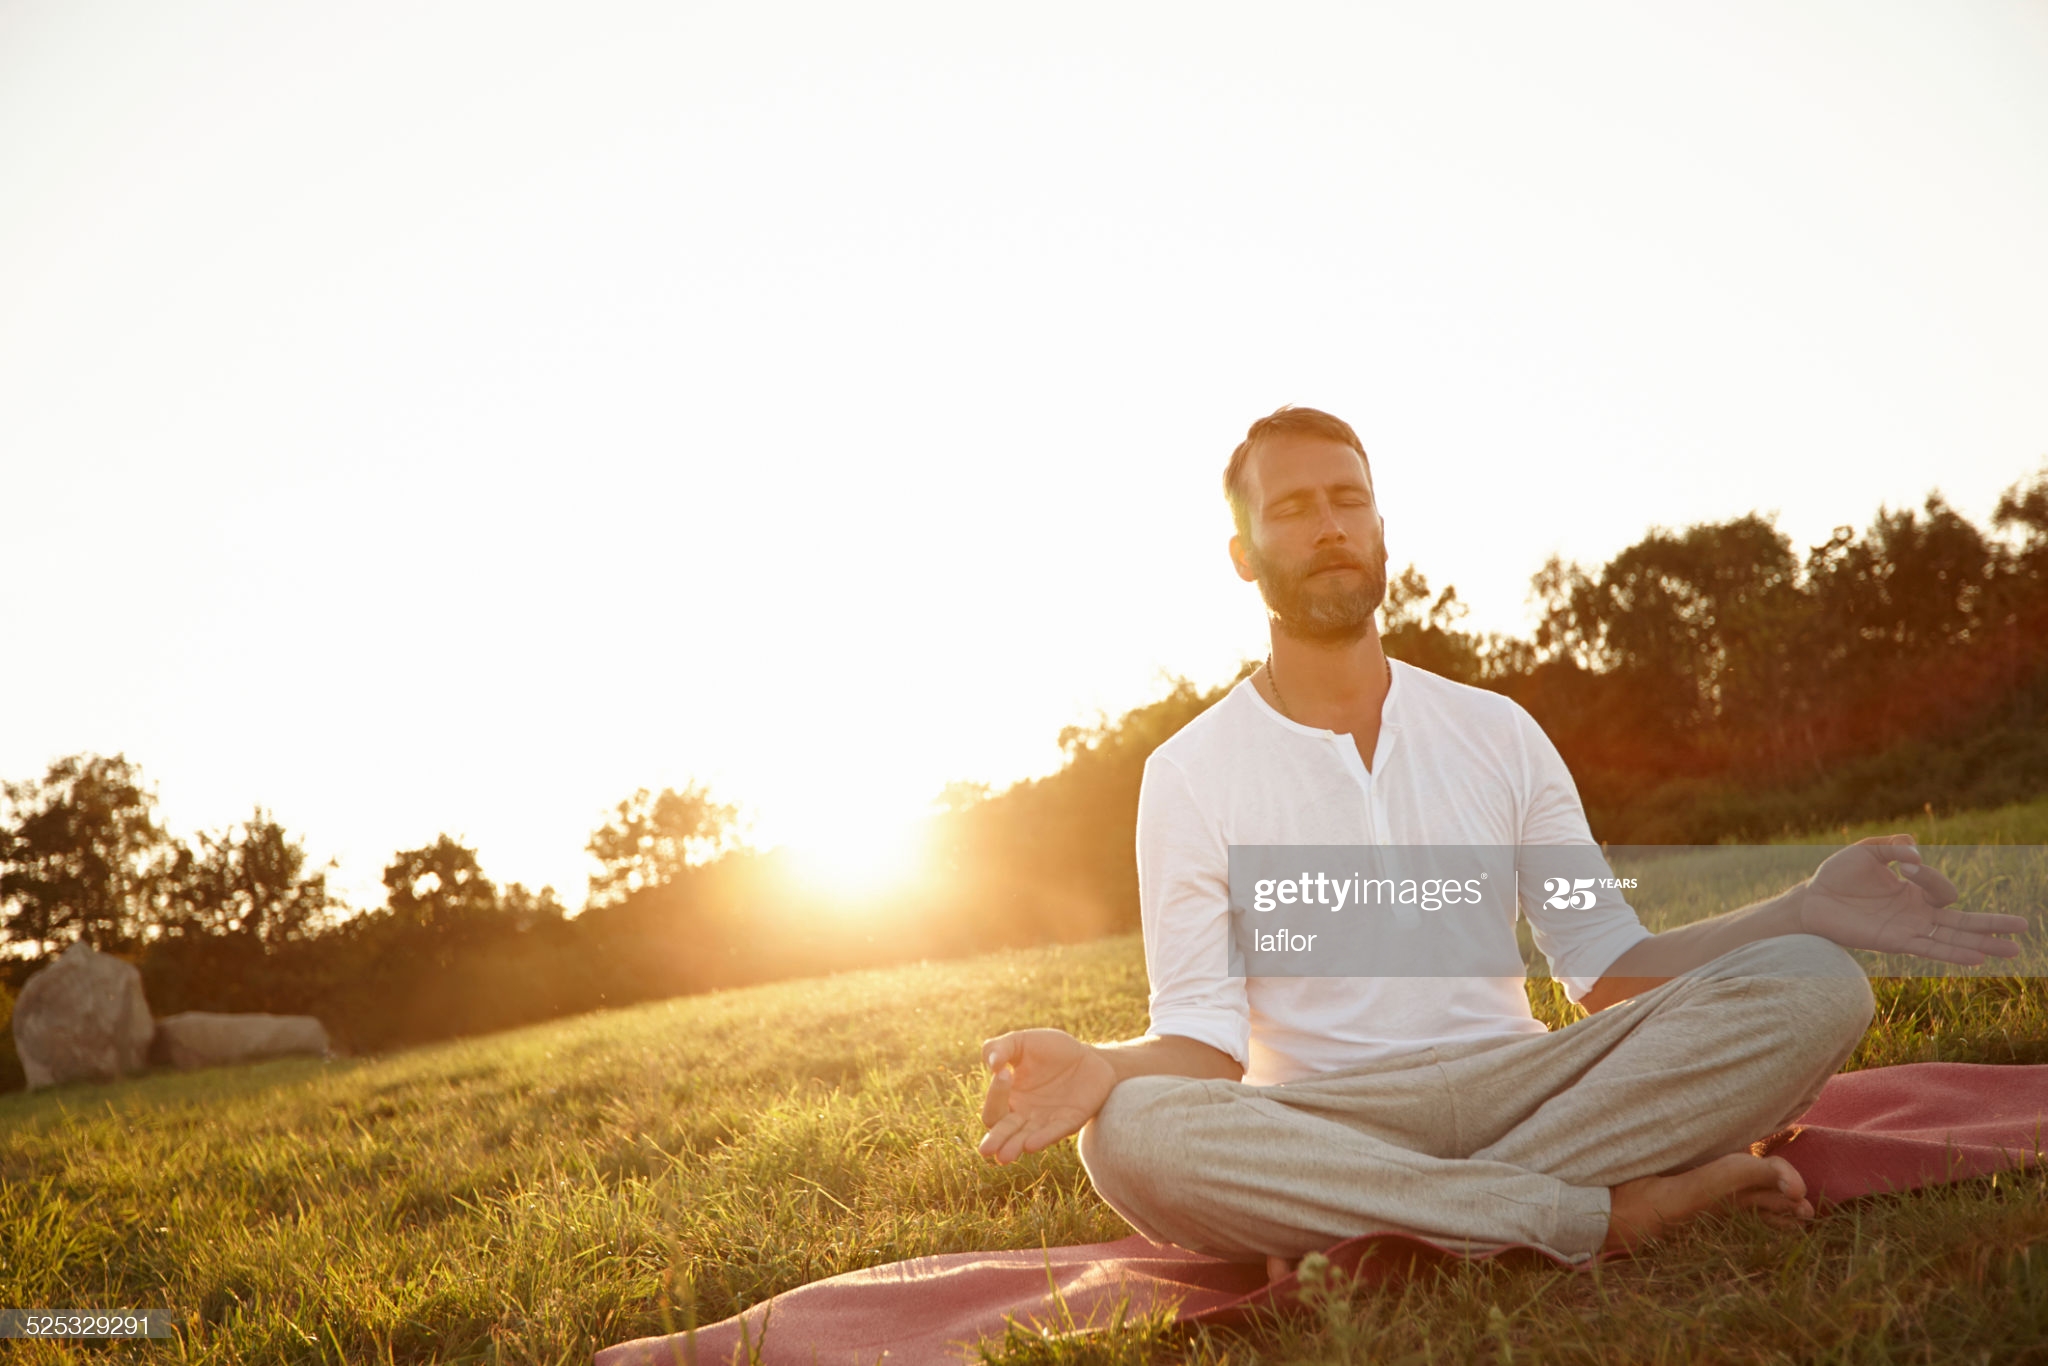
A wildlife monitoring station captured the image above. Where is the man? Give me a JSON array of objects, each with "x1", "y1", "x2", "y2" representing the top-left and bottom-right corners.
[{"x1": 976, "y1": 405, "x2": 2025, "y2": 1268}]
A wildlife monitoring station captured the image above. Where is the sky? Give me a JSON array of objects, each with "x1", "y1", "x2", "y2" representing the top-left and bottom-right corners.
[{"x1": 2, "y1": 1, "x2": 2045, "y2": 912}]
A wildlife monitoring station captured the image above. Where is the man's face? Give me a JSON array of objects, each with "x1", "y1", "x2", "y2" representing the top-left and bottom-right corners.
[{"x1": 1230, "y1": 431, "x2": 1388, "y2": 644}]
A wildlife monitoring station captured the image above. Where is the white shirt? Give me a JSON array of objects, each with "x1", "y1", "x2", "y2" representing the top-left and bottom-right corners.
[{"x1": 1137, "y1": 659, "x2": 1652, "y2": 1086}]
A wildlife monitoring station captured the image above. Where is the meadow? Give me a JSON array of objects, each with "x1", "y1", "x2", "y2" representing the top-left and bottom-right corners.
[{"x1": 4, "y1": 800, "x2": 2048, "y2": 1364}]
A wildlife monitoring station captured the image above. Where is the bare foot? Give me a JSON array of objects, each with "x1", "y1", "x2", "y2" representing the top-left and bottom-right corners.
[{"x1": 1603, "y1": 1153, "x2": 1814, "y2": 1255}]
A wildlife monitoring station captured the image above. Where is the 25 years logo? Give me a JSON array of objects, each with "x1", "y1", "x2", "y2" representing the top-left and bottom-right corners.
[
  {"x1": 1542, "y1": 877, "x2": 1598, "y2": 910},
  {"x1": 1541, "y1": 875, "x2": 1638, "y2": 909}
]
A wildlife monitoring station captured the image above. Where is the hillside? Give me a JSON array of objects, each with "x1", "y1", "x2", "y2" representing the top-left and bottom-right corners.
[{"x1": 3, "y1": 799, "x2": 2047, "y2": 1362}]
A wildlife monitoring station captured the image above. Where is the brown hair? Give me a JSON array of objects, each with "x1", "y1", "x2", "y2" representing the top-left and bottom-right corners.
[{"x1": 1222, "y1": 405, "x2": 1374, "y2": 542}]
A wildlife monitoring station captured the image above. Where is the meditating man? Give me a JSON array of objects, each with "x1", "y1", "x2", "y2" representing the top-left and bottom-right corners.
[{"x1": 975, "y1": 405, "x2": 2025, "y2": 1269}]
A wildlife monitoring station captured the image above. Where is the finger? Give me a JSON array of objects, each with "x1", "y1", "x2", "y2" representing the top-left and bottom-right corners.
[
  {"x1": 978, "y1": 1110, "x2": 1023, "y2": 1153},
  {"x1": 979, "y1": 1064, "x2": 1014, "y2": 1130},
  {"x1": 1935, "y1": 922, "x2": 2027, "y2": 958},
  {"x1": 978, "y1": 1112, "x2": 1026, "y2": 1162},
  {"x1": 1944, "y1": 909, "x2": 2032, "y2": 935},
  {"x1": 982, "y1": 1034, "x2": 1020, "y2": 1072},
  {"x1": 1897, "y1": 860, "x2": 1960, "y2": 906},
  {"x1": 1897, "y1": 936, "x2": 1989, "y2": 967},
  {"x1": 1019, "y1": 1112, "x2": 1080, "y2": 1156},
  {"x1": 1857, "y1": 834, "x2": 1920, "y2": 867}
]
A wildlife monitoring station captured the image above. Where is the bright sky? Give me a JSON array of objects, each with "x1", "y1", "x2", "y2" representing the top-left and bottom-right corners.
[{"x1": 3, "y1": 1, "x2": 2044, "y2": 912}]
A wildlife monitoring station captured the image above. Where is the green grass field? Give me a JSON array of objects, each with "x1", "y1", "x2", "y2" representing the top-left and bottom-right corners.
[{"x1": 5, "y1": 799, "x2": 2048, "y2": 1364}]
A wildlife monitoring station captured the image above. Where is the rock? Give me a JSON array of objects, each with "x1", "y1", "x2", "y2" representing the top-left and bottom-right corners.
[
  {"x1": 152, "y1": 1012, "x2": 329, "y2": 1070},
  {"x1": 11, "y1": 942, "x2": 155, "y2": 1090}
]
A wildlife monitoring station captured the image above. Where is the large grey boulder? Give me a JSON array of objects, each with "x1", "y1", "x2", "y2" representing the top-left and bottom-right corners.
[
  {"x1": 152, "y1": 1012, "x2": 329, "y2": 1070},
  {"x1": 11, "y1": 942, "x2": 155, "y2": 1090}
]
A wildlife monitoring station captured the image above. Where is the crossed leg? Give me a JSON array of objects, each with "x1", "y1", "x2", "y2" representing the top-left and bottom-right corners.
[{"x1": 1078, "y1": 934, "x2": 1875, "y2": 1264}]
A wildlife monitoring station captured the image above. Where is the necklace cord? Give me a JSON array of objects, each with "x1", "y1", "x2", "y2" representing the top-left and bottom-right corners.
[{"x1": 1265, "y1": 652, "x2": 1393, "y2": 723}]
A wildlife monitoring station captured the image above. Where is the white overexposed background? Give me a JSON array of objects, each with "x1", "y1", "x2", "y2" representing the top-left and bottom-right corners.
[{"x1": 2, "y1": 1, "x2": 2043, "y2": 909}]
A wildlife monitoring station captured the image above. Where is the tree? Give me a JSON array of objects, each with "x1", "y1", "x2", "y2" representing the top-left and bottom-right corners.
[
  {"x1": 0, "y1": 753, "x2": 171, "y2": 950},
  {"x1": 1534, "y1": 514, "x2": 1804, "y2": 734},
  {"x1": 1379, "y1": 565, "x2": 1534, "y2": 684},
  {"x1": 1993, "y1": 464, "x2": 2048, "y2": 597},
  {"x1": 383, "y1": 835, "x2": 501, "y2": 936},
  {"x1": 164, "y1": 808, "x2": 335, "y2": 947},
  {"x1": 586, "y1": 784, "x2": 738, "y2": 907},
  {"x1": 1806, "y1": 494, "x2": 1996, "y2": 658},
  {"x1": 499, "y1": 881, "x2": 567, "y2": 931}
]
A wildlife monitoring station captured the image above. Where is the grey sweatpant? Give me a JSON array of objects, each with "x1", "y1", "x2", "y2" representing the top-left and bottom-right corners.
[{"x1": 1077, "y1": 933, "x2": 1876, "y2": 1263}]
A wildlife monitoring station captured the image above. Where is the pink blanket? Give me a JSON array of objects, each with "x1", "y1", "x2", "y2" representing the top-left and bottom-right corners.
[{"x1": 596, "y1": 1062, "x2": 2048, "y2": 1366}]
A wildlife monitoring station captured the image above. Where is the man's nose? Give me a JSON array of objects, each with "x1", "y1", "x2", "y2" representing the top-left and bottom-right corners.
[{"x1": 1311, "y1": 500, "x2": 1348, "y2": 542}]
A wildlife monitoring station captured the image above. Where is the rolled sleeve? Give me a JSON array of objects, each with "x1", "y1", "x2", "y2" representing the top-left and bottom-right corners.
[
  {"x1": 1512, "y1": 705, "x2": 1653, "y2": 1002},
  {"x1": 1135, "y1": 754, "x2": 1250, "y2": 1067}
]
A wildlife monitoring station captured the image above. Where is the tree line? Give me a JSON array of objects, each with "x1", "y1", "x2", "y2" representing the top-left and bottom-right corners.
[
  {"x1": 4, "y1": 465, "x2": 2045, "y2": 1083},
  {"x1": 922, "y1": 465, "x2": 2048, "y2": 942},
  {"x1": 0, "y1": 776, "x2": 763, "y2": 1063}
]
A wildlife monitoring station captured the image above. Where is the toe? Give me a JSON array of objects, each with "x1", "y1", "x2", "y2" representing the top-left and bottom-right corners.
[{"x1": 1764, "y1": 1156, "x2": 1807, "y2": 1199}]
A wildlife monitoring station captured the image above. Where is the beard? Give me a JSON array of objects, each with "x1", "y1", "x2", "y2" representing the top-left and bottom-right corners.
[{"x1": 1246, "y1": 542, "x2": 1388, "y2": 644}]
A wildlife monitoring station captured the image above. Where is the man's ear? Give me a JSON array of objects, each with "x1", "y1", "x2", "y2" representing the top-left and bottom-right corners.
[{"x1": 1228, "y1": 533, "x2": 1258, "y2": 584}]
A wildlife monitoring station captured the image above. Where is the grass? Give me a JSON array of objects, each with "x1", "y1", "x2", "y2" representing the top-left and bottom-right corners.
[{"x1": 3, "y1": 797, "x2": 2047, "y2": 1363}]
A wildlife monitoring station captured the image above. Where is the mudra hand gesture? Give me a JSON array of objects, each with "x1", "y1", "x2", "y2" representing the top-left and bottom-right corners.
[
  {"x1": 1798, "y1": 834, "x2": 2029, "y2": 964},
  {"x1": 976, "y1": 1028, "x2": 1116, "y2": 1166}
]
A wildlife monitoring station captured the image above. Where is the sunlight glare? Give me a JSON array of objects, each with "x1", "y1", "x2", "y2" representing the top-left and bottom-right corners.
[{"x1": 776, "y1": 812, "x2": 932, "y2": 903}]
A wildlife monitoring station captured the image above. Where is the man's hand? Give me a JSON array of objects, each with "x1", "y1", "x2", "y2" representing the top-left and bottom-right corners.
[
  {"x1": 1798, "y1": 834, "x2": 2029, "y2": 965},
  {"x1": 977, "y1": 1028, "x2": 1117, "y2": 1165}
]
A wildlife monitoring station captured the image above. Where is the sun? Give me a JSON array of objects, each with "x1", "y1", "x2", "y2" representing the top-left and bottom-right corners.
[{"x1": 775, "y1": 812, "x2": 933, "y2": 903}]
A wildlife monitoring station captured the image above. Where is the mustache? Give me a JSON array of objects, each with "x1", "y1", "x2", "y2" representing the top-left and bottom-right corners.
[{"x1": 1303, "y1": 551, "x2": 1366, "y2": 576}]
